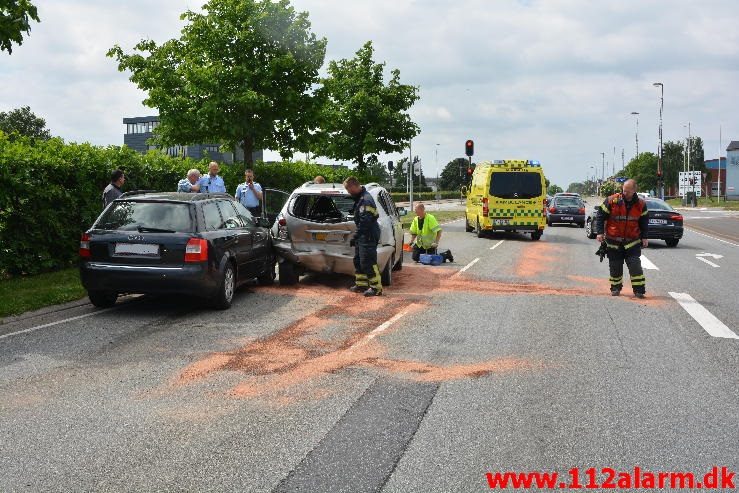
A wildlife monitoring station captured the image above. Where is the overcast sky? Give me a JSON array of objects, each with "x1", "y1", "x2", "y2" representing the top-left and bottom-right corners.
[{"x1": 2, "y1": 0, "x2": 738, "y2": 188}]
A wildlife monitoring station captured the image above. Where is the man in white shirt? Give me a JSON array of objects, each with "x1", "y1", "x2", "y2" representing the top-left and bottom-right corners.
[
  {"x1": 235, "y1": 169, "x2": 263, "y2": 217},
  {"x1": 199, "y1": 161, "x2": 226, "y2": 193}
]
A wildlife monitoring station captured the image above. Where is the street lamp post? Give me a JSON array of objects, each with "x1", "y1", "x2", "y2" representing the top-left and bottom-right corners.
[
  {"x1": 589, "y1": 165, "x2": 595, "y2": 196},
  {"x1": 653, "y1": 82, "x2": 664, "y2": 199},
  {"x1": 630, "y1": 111, "x2": 639, "y2": 159},
  {"x1": 600, "y1": 152, "x2": 605, "y2": 196}
]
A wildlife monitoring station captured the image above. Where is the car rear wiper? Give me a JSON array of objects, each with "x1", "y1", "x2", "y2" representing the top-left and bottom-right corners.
[{"x1": 137, "y1": 226, "x2": 176, "y2": 233}]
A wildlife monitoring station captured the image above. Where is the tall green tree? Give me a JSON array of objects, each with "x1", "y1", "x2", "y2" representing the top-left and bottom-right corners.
[
  {"x1": 313, "y1": 41, "x2": 420, "y2": 172},
  {"x1": 108, "y1": 0, "x2": 326, "y2": 165},
  {"x1": 617, "y1": 152, "x2": 658, "y2": 192},
  {"x1": 547, "y1": 184, "x2": 563, "y2": 195},
  {"x1": 438, "y1": 158, "x2": 468, "y2": 191},
  {"x1": 0, "y1": 0, "x2": 39, "y2": 54},
  {"x1": 0, "y1": 106, "x2": 51, "y2": 140}
]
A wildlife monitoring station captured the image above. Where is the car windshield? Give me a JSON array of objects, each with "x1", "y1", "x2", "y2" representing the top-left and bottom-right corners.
[
  {"x1": 96, "y1": 201, "x2": 194, "y2": 232},
  {"x1": 490, "y1": 172, "x2": 542, "y2": 199},
  {"x1": 555, "y1": 198, "x2": 582, "y2": 207},
  {"x1": 646, "y1": 199, "x2": 674, "y2": 211},
  {"x1": 290, "y1": 193, "x2": 356, "y2": 223}
]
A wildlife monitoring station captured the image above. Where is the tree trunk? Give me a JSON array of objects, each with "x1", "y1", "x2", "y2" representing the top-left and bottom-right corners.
[
  {"x1": 356, "y1": 153, "x2": 365, "y2": 173},
  {"x1": 242, "y1": 135, "x2": 255, "y2": 167}
]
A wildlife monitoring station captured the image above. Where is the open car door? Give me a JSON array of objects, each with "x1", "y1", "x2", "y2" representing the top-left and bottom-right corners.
[{"x1": 262, "y1": 188, "x2": 291, "y2": 226}]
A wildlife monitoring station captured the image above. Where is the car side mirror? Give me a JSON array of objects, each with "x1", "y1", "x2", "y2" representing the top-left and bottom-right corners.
[{"x1": 397, "y1": 207, "x2": 408, "y2": 216}]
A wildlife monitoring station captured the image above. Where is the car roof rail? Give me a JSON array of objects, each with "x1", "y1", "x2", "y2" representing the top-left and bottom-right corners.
[{"x1": 119, "y1": 190, "x2": 158, "y2": 198}]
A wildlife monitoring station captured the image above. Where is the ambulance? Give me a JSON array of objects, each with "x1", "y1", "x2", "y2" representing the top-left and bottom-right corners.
[{"x1": 464, "y1": 160, "x2": 547, "y2": 240}]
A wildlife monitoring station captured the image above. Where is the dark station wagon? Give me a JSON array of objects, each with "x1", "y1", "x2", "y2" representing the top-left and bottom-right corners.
[{"x1": 80, "y1": 192, "x2": 275, "y2": 309}]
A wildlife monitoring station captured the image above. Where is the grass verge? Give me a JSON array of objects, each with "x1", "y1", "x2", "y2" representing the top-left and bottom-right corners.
[
  {"x1": 665, "y1": 197, "x2": 739, "y2": 210},
  {"x1": 401, "y1": 210, "x2": 466, "y2": 229},
  {"x1": 0, "y1": 268, "x2": 86, "y2": 318}
]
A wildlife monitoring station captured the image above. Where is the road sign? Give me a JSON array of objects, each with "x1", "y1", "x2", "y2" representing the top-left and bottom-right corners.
[
  {"x1": 615, "y1": 177, "x2": 627, "y2": 183},
  {"x1": 678, "y1": 171, "x2": 702, "y2": 197}
]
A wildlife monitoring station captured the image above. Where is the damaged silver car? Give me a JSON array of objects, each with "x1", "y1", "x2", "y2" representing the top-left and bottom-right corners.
[{"x1": 268, "y1": 182, "x2": 406, "y2": 286}]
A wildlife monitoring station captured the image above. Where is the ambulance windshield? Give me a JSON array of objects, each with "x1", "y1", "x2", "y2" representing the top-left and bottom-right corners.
[{"x1": 489, "y1": 172, "x2": 542, "y2": 199}]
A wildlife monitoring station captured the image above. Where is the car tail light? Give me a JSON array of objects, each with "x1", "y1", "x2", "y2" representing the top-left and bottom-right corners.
[
  {"x1": 79, "y1": 233, "x2": 91, "y2": 258},
  {"x1": 578, "y1": 207, "x2": 585, "y2": 214},
  {"x1": 549, "y1": 206, "x2": 557, "y2": 213},
  {"x1": 482, "y1": 197, "x2": 489, "y2": 217},
  {"x1": 278, "y1": 216, "x2": 287, "y2": 227},
  {"x1": 670, "y1": 214, "x2": 683, "y2": 221},
  {"x1": 184, "y1": 238, "x2": 208, "y2": 262}
]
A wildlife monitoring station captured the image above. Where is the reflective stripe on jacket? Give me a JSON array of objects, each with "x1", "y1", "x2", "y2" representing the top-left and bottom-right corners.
[
  {"x1": 600, "y1": 193, "x2": 648, "y2": 244},
  {"x1": 410, "y1": 214, "x2": 441, "y2": 249}
]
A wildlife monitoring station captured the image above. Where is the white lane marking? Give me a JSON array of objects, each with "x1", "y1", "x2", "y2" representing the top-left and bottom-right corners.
[
  {"x1": 640, "y1": 254, "x2": 659, "y2": 270},
  {"x1": 669, "y1": 292, "x2": 739, "y2": 340},
  {"x1": 686, "y1": 228, "x2": 739, "y2": 247},
  {"x1": 696, "y1": 252, "x2": 724, "y2": 259},
  {"x1": 490, "y1": 240, "x2": 504, "y2": 250},
  {"x1": 348, "y1": 307, "x2": 414, "y2": 350},
  {"x1": 696, "y1": 257, "x2": 720, "y2": 268},
  {"x1": 0, "y1": 307, "x2": 117, "y2": 341},
  {"x1": 453, "y1": 257, "x2": 480, "y2": 276}
]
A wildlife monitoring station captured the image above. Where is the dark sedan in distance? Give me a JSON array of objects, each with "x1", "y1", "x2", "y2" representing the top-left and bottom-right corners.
[
  {"x1": 546, "y1": 195, "x2": 586, "y2": 227},
  {"x1": 585, "y1": 197, "x2": 683, "y2": 247},
  {"x1": 80, "y1": 192, "x2": 275, "y2": 309}
]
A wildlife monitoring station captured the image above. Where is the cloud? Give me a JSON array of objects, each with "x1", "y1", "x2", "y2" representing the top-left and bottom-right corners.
[{"x1": 1, "y1": 0, "x2": 738, "y2": 188}]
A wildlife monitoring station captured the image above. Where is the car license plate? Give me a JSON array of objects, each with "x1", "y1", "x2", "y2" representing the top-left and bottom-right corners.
[
  {"x1": 562, "y1": 216, "x2": 574, "y2": 221},
  {"x1": 114, "y1": 243, "x2": 159, "y2": 256},
  {"x1": 314, "y1": 232, "x2": 344, "y2": 242},
  {"x1": 649, "y1": 219, "x2": 667, "y2": 225},
  {"x1": 494, "y1": 219, "x2": 510, "y2": 226}
]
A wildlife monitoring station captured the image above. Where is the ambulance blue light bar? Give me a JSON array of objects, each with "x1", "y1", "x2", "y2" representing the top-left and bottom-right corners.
[
  {"x1": 493, "y1": 160, "x2": 505, "y2": 164},
  {"x1": 527, "y1": 160, "x2": 541, "y2": 166}
]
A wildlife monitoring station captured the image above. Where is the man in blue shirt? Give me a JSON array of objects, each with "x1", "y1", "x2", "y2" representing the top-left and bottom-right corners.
[
  {"x1": 177, "y1": 169, "x2": 201, "y2": 192},
  {"x1": 199, "y1": 161, "x2": 226, "y2": 193},
  {"x1": 235, "y1": 168, "x2": 263, "y2": 217}
]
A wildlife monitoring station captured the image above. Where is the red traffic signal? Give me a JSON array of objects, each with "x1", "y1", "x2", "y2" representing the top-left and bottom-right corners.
[
  {"x1": 466, "y1": 167, "x2": 473, "y2": 175},
  {"x1": 465, "y1": 139, "x2": 474, "y2": 157}
]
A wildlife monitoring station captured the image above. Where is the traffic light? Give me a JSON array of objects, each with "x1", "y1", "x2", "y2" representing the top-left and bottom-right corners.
[
  {"x1": 387, "y1": 161, "x2": 394, "y2": 172},
  {"x1": 466, "y1": 167, "x2": 473, "y2": 176},
  {"x1": 465, "y1": 139, "x2": 474, "y2": 157}
]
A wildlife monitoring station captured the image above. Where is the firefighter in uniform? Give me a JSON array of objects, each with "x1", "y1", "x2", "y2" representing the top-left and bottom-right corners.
[
  {"x1": 344, "y1": 176, "x2": 383, "y2": 296},
  {"x1": 594, "y1": 179, "x2": 649, "y2": 298}
]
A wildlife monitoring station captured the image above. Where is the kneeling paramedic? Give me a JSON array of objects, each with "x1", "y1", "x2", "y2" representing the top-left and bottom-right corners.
[
  {"x1": 344, "y1": 176, "x2": 383, "y2": 296},
  {"x1": 409, "y1": 203, "x2": 442, "y2": 262},
  {"x1": 594, "y1": 179, "x2": 649, "y2": 298}
]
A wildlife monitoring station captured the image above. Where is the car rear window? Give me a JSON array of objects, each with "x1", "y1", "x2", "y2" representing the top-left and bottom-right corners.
[
  {"x1": 555, "y1": 197, "x2": 582, "y2": 207},
  {"x1": 646, "y1": 199, "x2": 673, "y2": 211},
  {"x1": 490, "y1": 172, "x2": 542, "y2": 199},
  {"x1": 96, "y1": 201, "x2": 194, "y2": 232},
  {"x1": 290, "y1": 193, "x2": 355, "y2": 223}
]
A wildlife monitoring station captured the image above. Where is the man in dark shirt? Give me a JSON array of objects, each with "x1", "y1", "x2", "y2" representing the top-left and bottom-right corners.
[{"x1": 102, "y1": 169, "x2": 125, "y2": 208}]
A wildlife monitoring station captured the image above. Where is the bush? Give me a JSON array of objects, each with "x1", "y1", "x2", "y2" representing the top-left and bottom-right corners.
[
  {"x1": 0, "y1": 132, "x2": 366, "y2": 275},
  {"x1": 390, "y1": 191, "x2": 461, "y2": 202}
]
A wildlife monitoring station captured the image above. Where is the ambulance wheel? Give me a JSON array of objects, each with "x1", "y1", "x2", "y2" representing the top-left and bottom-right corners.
[
  {"x1": 465, "y1": 217, "x2": 474, "y2": 232},
  {"x1": 476, "y1": 218, "x2": 484, "y2": 238},
  {"x1": 531, "y1": 231, "x2": 542, "y2": 241},
  {"x1": 381, "y1": 256, "x2": 393, "y2": 286}
]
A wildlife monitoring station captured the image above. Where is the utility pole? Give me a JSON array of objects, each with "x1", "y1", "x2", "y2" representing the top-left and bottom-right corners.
[
  {"x1": 653, "y1": 82, "x2": 664, "y2": 199},
  {"x1": 631, "y1": 111, "x2": 639, "y2": 159},
  {"x1": 600, "y1": 152, "x2": 605, "y2": 195},
  {"x1": 718, "y1": 125, "x2": 722, "y2": 203},
  {"x1": 621, "y1": 148, "x2": 625, "y2": 170}
]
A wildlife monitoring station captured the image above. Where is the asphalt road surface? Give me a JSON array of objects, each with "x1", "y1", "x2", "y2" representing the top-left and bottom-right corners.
[{"x1": 1, "y1": 216, "x2": 737, "y2": 492}]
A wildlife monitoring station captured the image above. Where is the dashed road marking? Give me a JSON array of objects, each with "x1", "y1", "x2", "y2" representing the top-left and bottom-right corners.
[
  {"x1": 490, "y1": 240, "x2": 504, "y2": 250},
  {"x1": 640, "y1": 254, "x2": 659, "y2": 270},
  {"x1": 348, "y1": 306, "x2": 415, "y2": 351},
  {"x1": 454, "y1": 258, "x2": 480, "y2": 276},
  {"x1": 696, "y1": 257, "x2": 720, "y2": 268},
  {"x1": 669, "y1": 292, "x2": 739, "y2": 340}
]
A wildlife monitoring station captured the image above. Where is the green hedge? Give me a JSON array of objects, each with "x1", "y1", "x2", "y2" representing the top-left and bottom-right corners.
[
  {"x1": 0, "y1": 133, "x2": 367, "y2": 275},
  {"x1": 390, "y1": 191, "x2": 461, "y2": 203}
]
